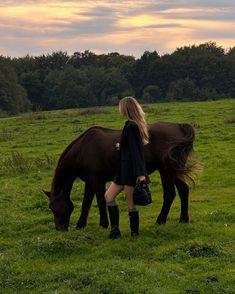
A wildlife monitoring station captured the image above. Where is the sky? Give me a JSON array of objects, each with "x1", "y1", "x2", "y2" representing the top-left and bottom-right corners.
[{"x1": 0, "y1": 0, "x2": 235, "y2": 58}]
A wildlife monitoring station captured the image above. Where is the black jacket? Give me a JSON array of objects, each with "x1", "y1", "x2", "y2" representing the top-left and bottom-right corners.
[
  {"x1": 114, "y1": 120, "x2": 148, "y2": 186},
  {"x1": 120, "y1": 120, "x2": 146, "y2": 176}
]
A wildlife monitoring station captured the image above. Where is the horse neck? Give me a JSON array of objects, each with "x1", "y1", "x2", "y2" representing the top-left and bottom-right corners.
[{"x1": 51, "y1": 166, "x2": 76, "y2": 202}]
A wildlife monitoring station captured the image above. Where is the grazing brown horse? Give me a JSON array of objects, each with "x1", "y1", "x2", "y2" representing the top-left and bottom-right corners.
[{"x1": 44, "y1": 122, "x2": 197, "y2": 231}]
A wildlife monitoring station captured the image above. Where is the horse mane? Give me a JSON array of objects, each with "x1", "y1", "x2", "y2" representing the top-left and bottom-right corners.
[
  {"x1": 51, "y1": 126, "x2": 111, "y2": 194},
  {"x1": 56, "y1": 126, "x2": 111, "y2": 167}
]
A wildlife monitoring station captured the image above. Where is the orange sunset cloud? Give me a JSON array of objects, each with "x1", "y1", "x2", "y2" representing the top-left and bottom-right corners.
[{"x1": 0, "y1": 0, "x2": 234, "y2": 57}]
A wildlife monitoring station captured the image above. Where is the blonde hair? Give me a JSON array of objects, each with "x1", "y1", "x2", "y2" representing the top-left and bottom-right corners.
[{"x1": 119, "y1": 96, "x2": 149, "y2": 145}]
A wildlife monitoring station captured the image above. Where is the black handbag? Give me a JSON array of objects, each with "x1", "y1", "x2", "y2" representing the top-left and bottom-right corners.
[{"x1": 133, "y1": 181, "x2": 152, "y2": 206}]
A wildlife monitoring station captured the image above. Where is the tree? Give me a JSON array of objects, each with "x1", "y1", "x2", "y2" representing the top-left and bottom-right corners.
[
  {"x1": 1, "y1": 42, "x2": 233, "y2": 115},
  {"x1": 20, "y1": 70, "x2": 44, "y2": 110},
  {"x1": 166, "y1": 78, "x2": 200, "y2": 101},
  {"x1": 169, "y1": 42, "x2": 225, "y2": 90},
  {"x1": 131, "y1": 51, "x2": 160, "y2": 98},
  {"x1": 0, "y1": 57, "x2": 31, "y2": 114},
  {"x1": 142, "y1": 85, "x2": 164, "y2": 102},
  {"x1": 87, "y1": 66, "x2": 133, "y2": 106},
  {"x1": 225, "y1": 47, "x2": 235, "y2": 97},
  {"x1": 44, "y1": 66, "x2": 97, "y2": 109}
]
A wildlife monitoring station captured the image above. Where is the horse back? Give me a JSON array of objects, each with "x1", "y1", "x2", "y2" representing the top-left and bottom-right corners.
[
  {"x1": 56, "y1": 123, "x2": 194, "y2": 179},
  {"x1": 65, "y1": 126, "x2": 121, "y2": 177}
]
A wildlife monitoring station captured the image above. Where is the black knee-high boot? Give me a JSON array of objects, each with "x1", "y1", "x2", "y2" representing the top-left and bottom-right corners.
[
  {"x1": 129, "y1": 210, "x2": 139, "y2": 236},
  {"x1": 107, "y1": 205, "x2": 121, "y2": 239}
]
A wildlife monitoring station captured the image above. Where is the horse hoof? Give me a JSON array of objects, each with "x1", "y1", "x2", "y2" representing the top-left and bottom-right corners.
[
  {"x1": 156, "y1": 217, "x2": 166, "y2": 225},
  {"x1": 100, "y1": 221, "x2": 109, "y2": 229},
  {"x1": 76, "y1": 221, "x2": 86, "y2": 229},
  {"x1": 179, "y1": 217, "x2": 189, "y2": 223}
]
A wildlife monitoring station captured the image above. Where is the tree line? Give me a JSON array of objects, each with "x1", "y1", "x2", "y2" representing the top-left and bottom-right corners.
[{"x1": 0, "y1": 42, "x2": 234, "y2": 115}]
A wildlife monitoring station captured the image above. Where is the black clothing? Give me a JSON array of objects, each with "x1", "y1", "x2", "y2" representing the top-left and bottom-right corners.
[
  {"x1": 114, "y1": 120, "x2": 148, "y2": 186},
  {"x1": 107, "y1": 205, "x2": 121, "y2": 239},
  {"x1": 129, "y1": 210, "x2": 139, "y2": 236}
]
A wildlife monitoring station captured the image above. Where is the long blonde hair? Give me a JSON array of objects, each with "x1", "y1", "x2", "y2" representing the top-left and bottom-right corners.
[{"x1": 119, "y1": 96, "x2": 149, "y2": 145}]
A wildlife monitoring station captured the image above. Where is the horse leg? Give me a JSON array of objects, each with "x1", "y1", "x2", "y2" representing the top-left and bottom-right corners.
[
  {"x1": 76, "y1": 181, "x2": 95, "y2": 229},
  {"x1": 156, "y1": 172, "x2": 176, "y2": 225},
  {"x1": 175, "y1": 177, "x2": 189, "y2": 223},
  {"x1": 92, "y1": 178, "x2": 109, "y2": 228}
]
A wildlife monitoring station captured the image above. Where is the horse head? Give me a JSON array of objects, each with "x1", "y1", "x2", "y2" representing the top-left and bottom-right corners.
[{"x1": 43, "y1": 190, "x2": 74, "y2": 231}]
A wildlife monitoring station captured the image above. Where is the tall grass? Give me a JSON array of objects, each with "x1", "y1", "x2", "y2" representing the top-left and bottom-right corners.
[
  {"x1": 0, "y1": 128, "x2": 14, "y2": 142},
  {"x1": 0, "y1": 152, "x2": 56, "y2": 173}
]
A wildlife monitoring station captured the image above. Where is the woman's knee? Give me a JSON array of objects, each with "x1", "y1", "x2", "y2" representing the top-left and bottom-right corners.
[
  {"x1": 104, "y1": 186, "x2": 117, "y2": 203},
  {"x1": 105, "y1": 183, "x2": 123, "y2": 203},
  {"x1": 104, "y1": 190, "x2": 111, "y2": 202}
]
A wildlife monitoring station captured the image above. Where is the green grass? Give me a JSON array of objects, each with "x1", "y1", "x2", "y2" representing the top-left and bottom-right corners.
[{"x1": 0, "y1": 100, "x2": 235, "y2": 294}]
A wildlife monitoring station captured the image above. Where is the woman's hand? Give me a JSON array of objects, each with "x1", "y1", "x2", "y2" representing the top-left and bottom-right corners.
[
  {"x1": 115, "y1": 142, "x2": 120, "y2": 150},
  {"x1": 137, "y1": 175, "x2": 146, "y2": 182}
]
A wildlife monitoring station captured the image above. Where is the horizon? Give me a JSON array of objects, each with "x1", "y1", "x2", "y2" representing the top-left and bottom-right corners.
[{"x1": 1, "y1": 41, "x2": 234, "y2": 60}]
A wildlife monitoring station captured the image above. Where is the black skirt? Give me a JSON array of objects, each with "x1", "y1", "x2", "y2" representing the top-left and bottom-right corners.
[{"x1": 114, "y1": 160, "x2": 137, "y2": 186}]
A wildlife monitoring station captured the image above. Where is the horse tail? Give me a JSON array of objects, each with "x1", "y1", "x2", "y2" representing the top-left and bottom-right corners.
[{"x1": 165, "y1": 123, "x2": 201, "y2": 187}]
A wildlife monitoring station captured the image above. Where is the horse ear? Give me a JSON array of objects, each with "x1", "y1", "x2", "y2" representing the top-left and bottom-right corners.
[{"x1": 43, "y1": 190, "x2": 51, "y2": 198}]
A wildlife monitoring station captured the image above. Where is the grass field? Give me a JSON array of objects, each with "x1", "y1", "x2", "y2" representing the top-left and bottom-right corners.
[{"x1": 0, "y1": 99, "x2": 234, "y2": 294}]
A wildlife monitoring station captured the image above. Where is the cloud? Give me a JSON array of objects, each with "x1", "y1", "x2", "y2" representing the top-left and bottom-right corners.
[
  {"x1": 0, "y1": 0, "x2": 234, "y2": 57},
  {"x1": 79, "y1": 6, "x2": 116, "y2": 17},
  {"x1": 143, "y1": 0, "x2": 235, "y2": 12}
]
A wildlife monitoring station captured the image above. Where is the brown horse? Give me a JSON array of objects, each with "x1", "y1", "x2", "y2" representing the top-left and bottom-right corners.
[{"x1": 44, "y1": 122, "x2": 197, "y2": 231}]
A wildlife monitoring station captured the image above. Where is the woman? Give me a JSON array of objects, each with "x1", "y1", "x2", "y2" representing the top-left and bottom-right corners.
[{"x1": 105, "y1": 96, "x2": 149, "y2": 239}]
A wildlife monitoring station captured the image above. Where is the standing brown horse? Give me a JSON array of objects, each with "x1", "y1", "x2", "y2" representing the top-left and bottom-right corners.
[{"x1": 44, "y1": 122, "x2": 197, "y2": 231}]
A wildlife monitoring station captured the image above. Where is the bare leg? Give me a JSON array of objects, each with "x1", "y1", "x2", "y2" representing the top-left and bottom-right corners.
[
  {"x1": 124, "y1": 185, "x2": 135, "y2": 209},
  {"x1": 105, "y1": 182, "x2": 123, "y2": 202}
]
